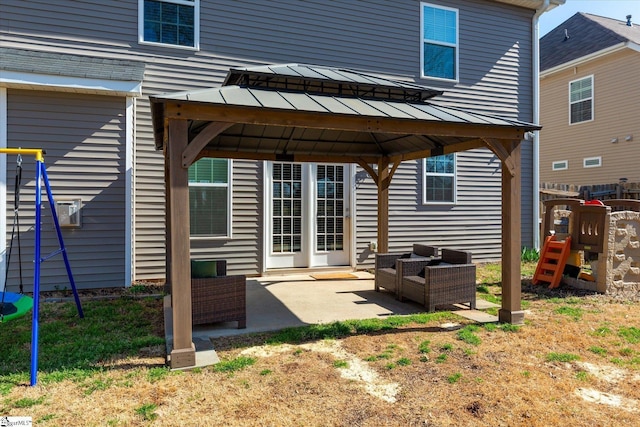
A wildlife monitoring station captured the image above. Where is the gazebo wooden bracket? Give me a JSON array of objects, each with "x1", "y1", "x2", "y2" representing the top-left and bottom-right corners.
[
  {"x1": 182, "y1": 121, "x2": 233, "y2": 168},
  {"x1": 483, "y1": 138, "x2": 517, "y2": 177},
  {"x1": 356, "y1": 158, "x2": 400, "y2": 192}
]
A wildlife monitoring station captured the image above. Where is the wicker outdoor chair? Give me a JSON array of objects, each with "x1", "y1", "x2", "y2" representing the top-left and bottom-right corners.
[
  {"x1": 191, "y1": 259, "x2": 247, "y2": 328},
  {"x1": 374, "y1": 244, "x2": 439, "y2": 297},
  {"x1": 400, "y1": 248, "x2": 476, "y2": 312}
]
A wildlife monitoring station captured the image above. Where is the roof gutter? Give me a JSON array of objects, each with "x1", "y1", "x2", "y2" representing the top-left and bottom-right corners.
[{"x1": 532, "y1": 0, "x2": 552, "y2": 250}]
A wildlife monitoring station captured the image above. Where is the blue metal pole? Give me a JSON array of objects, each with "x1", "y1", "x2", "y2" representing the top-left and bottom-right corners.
[
  {"x1": 40, "y1": 164, "x2": 83, "y2": 318},
  {"x1": 30, "y1": 160, "x2": 42, "y2": 386}
]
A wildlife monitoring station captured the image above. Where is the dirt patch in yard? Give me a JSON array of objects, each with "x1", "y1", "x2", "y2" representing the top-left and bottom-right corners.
[{"x1": 2, "y1": 268, "x2": 640, "y2": 426}]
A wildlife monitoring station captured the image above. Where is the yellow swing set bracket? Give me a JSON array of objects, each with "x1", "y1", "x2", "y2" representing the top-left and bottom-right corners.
[{"x1": 0, "y1": 148, "x2": 45, "y2": 162}]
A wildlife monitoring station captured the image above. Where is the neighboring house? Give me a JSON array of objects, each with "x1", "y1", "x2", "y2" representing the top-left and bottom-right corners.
[
  {"x1": 540, "y1": 13, "x2": 640, "y2": 186},
  {"x1": 1, "y1": 0, "x2": 560, "y2": 291}
]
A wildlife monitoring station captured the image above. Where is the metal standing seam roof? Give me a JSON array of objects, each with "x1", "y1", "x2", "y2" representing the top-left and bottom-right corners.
[
  {"x1": 159, "y1": 63, "x2": 535, "y2": 128},
  {"x1": 151, "y1": 64, "x2": 540, "y2": 157},
  {"x1": 165, "y1": 85, "x2": 532, "y2": 128}
]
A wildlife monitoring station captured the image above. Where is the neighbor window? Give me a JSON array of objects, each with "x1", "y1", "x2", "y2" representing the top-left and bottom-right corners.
[
  {"x1": 552, "y1": 160, "x2": 568, "y2": 171},
  {"x1": 424, "y1": 154, "x2": 456, "y2": 204},
  {"x1": 189, "y1": 158, "x2": 231, "y2": 237},
  {"x1": 583, "y1": 156, "x2": 601, "y2": 168},
  {"x1": 140, "y1": 0, "x2": 199, "y2": 48},
  {"x1": 421, "y1": 3, "x2": 458, "y2": 80},
  {"x1": 569, "y1": 76, "x2": 593, "y2": 124}
]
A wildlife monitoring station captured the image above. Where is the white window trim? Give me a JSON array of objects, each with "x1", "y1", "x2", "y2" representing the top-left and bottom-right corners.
[
  {"x1": 420, "y1": 2, "x2": 459, "y2": 82},
  {"x1": 552, "y1": 160, "x2": 568, "y2": 171},
  {"x1": 138, "y1": 0, "x2": 200, "y2": 50},
  {"x1": 568, "y1": 75, "x2": 594, "y2": 125},
  {"x1": 583, "y1": 156, "x2": 602, "y2": 168},
  {"x1": 189, "y1": 159, "x2": 233, "y2": 240},
  {"x1": 422, "y1": 154, "x2": 457, "y2": 205}
]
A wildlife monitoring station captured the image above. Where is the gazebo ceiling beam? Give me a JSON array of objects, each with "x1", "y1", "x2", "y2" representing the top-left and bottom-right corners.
[
  {"x1": 200, "y1": 148, "x2": 380, "y2": 164},
  {"x1": 388, "y1": 138, "x2": 487, "y2": 164}
]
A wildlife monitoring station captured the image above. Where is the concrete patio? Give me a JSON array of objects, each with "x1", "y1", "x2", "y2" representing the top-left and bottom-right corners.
[{"x1": 164, "y1": 271, "x2": 499, "y2": 367}]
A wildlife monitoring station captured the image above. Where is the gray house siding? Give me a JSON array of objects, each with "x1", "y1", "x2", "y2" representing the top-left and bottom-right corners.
[
  {"x1": 355, "y1": 149, "x2": 504, "y2": 266},
  {"x1": 1, "y1": 0, "x2": 536, "y2": 281},
  {"x1": 4, "y1": 90, "x2": 126, "y2": 291},
  {"x1": 190, "y1": 160, "x2": 262, "y2": 275}
]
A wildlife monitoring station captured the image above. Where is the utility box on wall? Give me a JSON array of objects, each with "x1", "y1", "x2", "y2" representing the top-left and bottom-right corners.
[{"x1": 56, "y1": 199, "x2": 82, "y2": 228}]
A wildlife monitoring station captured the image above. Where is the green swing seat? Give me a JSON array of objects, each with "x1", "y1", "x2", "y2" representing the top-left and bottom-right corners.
[{"x1": 0, "y1": 291, "x2": 33, "y2": 322}]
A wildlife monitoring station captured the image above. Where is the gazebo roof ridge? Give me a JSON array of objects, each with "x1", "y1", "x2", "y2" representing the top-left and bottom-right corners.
[{"x1": 223, "y1": 63, "x2": 444, "y2": 102}]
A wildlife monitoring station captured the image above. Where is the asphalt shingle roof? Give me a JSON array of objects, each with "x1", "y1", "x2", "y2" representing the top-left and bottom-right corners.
[
  {"x1": 540, "y1": 12, "x2": 640, "y2": 72},
  {"x1": 0, "y1": 47, "x2": 145, "y2": 82}
]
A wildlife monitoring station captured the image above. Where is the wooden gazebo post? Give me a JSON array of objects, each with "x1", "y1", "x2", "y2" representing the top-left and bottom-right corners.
[
  {"x1": 486, "y1": 138, "x2": 524, "y2": 324},
  {"x1": 358, "y1": 156, "x2": 401, "y2": 255},
  {"x1": 377, "y1": 157, "x2": 390, "y2": 253},
  {"x1": 166, "y1": 118, "x2": 196, "y2": 368}
]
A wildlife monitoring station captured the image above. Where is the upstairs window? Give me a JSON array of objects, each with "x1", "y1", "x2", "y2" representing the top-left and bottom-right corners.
[
  {"x1": 421, "y1": 3, "x2": 458, "y2": 81},
  {"x1": 552, "y1": 160, "x2": 568, "y2": 171},
  {"x1": 140, "y1": 0, "x2": 199, "y2": 49},
  {"x1": 189, "y1": 158, "x2": 231, "y2": 238},
  {"x1": 569, "y1": 76, "x2": 593, "y2": 124},
  {"x1": 423, "y1": 154, "x2": 456, "y2": 204},
  {"x1": 583, "y1": 156, "x2": 602, "y2": 168}
]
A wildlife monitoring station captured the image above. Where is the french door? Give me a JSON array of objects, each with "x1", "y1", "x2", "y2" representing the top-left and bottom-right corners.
[{"x1": 266, "y1": 162, "x2": 350, "y2": 269}]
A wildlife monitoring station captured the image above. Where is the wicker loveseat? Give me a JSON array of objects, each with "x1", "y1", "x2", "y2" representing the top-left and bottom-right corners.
[
  {"x1": 191, "y1": 259, "x2": 246, "y2": 328},
  {"x1": 400, "y1": 249, "x2": 476, "y2": 312},
  {"x1": 374, "y1": 244, "x2": 439, "y2": 297}
]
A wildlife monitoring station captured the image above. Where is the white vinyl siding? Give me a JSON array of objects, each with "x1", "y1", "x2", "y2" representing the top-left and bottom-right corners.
[
  {"x1": 139, "y1": 0, "x2": 199, "y2": 49},
  {"x1": 188, "y1": 158, "x2": 231, "y2": 238},
  {"x1": 569, "y1": 75, "x2": 593, "y2": 124},
  {"x1": 423, "y1": 154, "x2": 456, "y2": 204},
  {"x1": 583, "y1": 156, "x2": 601, "y2": 168},
  {"x1": 552, "y1": 160, "x2": 568, "y2": 171},
  {"x1": 421, "y1": 2, "x2": 458, "y2": 81}
]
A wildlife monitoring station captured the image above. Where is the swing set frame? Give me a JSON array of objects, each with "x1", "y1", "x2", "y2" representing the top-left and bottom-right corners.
[{"x1": 1, "y1": 148, "x2": 83, "y2": 386}]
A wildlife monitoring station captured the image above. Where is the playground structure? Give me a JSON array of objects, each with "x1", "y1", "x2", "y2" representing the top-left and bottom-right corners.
[
  {"x1": 0, "y1": 148, "x2": 83, "y2": 386},
  {"x1": 537, "y1": 198, "x2": 640, "y2": 300}
]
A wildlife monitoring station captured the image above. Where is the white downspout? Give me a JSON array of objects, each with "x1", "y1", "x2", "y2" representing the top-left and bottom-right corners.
[
  {"x1": 533, "y1": 0, "x2": 551, "y2": 250},
  {"x1": 0, "y1": 88, "x2": 7, "y2": 292}
]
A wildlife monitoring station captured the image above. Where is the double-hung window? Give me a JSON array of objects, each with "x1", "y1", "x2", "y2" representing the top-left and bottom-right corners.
[
  {"x1": 569, "y1": 75, "x2": 593, "y2": 124},
  {"x1": 423, "y1": 154, "x2": 456, "y2": 204},
  {"x1": 140, "y1": 0, "x2": 199, "y2": 49},
  {"x1": 421, "y1": 3, "x2": 458, "y2": 81},
  {"x1": 188, "y1": 158, "x2": 231, "y2": 238}
]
